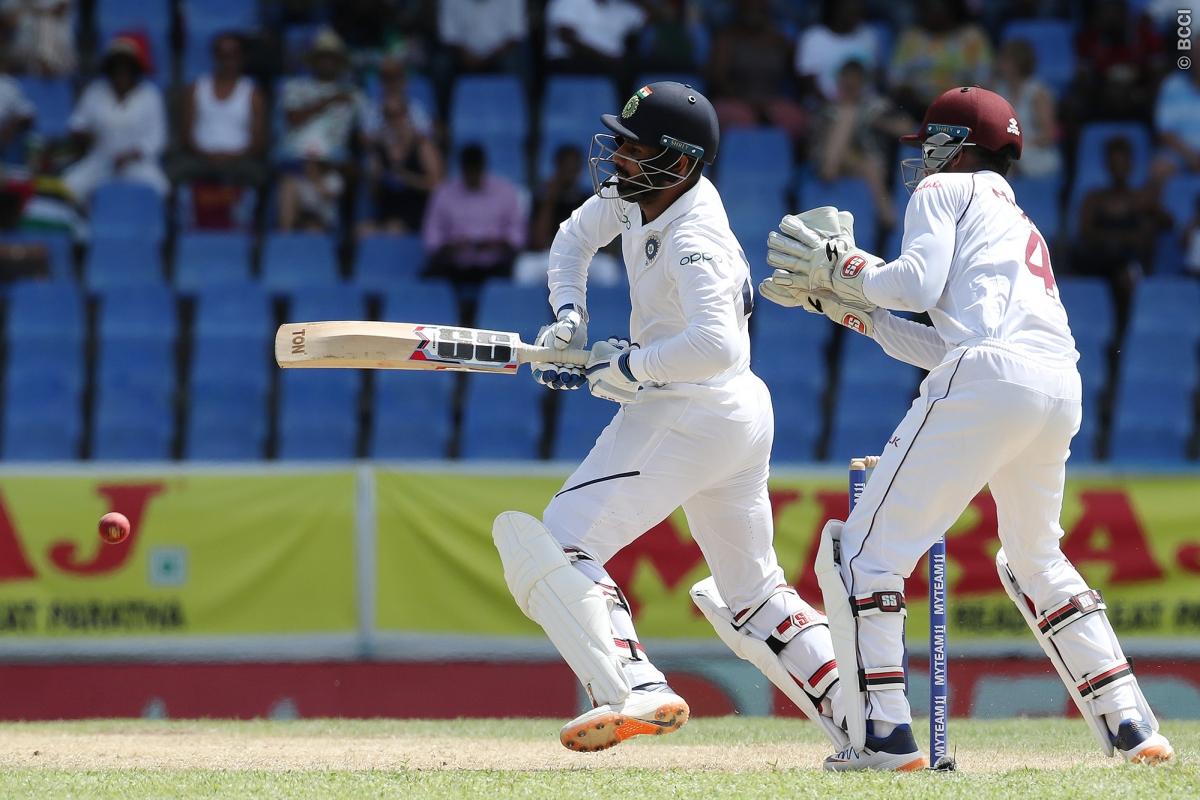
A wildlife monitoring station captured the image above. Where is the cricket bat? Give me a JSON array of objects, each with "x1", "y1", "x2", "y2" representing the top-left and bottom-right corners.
[{"x1": 275, "y1": 321, "x2": 589, "y2": 374}]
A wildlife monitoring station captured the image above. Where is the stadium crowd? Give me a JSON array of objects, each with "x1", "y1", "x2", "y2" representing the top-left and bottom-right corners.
[{"x1": 0, "y1": 0, "x2": 1195, "y2": 463}]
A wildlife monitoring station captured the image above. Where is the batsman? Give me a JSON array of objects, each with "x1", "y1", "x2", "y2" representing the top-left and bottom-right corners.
[
  {"x1": 760, "y1": 87, "x2": 1175, "y2": 770},
  {"x1": 491, "y1": 82, "x2": 848, "y2": 753}
]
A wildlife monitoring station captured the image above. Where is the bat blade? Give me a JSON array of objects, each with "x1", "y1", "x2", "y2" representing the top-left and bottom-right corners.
[{"x1": 275, "y1": 321, "x2": 587, "y2": 373}]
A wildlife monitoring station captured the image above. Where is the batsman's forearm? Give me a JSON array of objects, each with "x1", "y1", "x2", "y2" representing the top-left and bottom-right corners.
[{"x1": 627, "y1": 322, "x2": 740, "y2": 385}]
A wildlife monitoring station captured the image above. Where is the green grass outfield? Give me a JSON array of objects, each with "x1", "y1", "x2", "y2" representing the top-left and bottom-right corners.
[{"x1": 0, "y1": 717, "x2": 1193, "y2": 799}]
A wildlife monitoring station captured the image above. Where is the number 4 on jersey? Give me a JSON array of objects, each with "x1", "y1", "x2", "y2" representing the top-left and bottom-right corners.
[{"x1": 1025, "y1": 229, "x2": 1056, "y2": 296}]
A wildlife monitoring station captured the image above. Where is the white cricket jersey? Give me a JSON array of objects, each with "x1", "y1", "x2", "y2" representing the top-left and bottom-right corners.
[
  {"x1": 547, "y1": 176, "x2": 754, "y2": 395},
  {"x1": 864, "y1": 170, "x2": 1078, "y2": 370}
]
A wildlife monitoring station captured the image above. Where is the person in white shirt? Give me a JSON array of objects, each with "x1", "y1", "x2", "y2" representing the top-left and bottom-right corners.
[
  {"x1": 62, "y1": 35, "x2": 167, "y2": 201},
  {"x1": 544, "y1": 0, "x2": 645, "y2": 75},
  {"x1": 171, "y1": 32, "x2": 267, "y2": 187},
  {"x1": 491, "y1": 82, "x2": 849, "y2": 755},
  {"x1": 794, "y1": 0, "x2": 879, "y2": 101},
  {"x1": 438, "y1": 0, "x2": 527, "y2": 73},
  {"x1": 0, "y1": 72, "x2": 34, "y2": 160},
  {"x1": 760, "y1": 86, "x2": 1175, "y2": 770}
]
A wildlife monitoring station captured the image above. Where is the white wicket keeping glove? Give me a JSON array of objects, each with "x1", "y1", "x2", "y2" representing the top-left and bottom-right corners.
[
  {"x1": 532, "y1": 304, "x2": 587, "y2": 390},
  {"x1": 759, "y1": 273, "x2": 876, "y2": 335},
  {"x1": 766, "y1": 207, "x2": 882, "y2": 306},
  {"x1": 585, "y1": 336, "x2": 641, "y2": 404}
]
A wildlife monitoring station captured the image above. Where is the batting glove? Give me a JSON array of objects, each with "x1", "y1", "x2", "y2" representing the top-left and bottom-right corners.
[
  {"x1": 585, "y1": 336, "x2": 641, "y2": 404},
  {"x1": 532, "y1": 304, "x2": 587, "y2": 390}
]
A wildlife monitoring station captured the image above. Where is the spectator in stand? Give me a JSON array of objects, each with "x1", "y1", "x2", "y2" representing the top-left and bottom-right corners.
[
  {"x1": 276, "y1": 28, "x2": 368, "y2": 230},
  {"x1": 0, "y1": 70, "x2": 34, "y2": 160},
  {"x1": 889, "y1": 0, "x2": 992, "y2": 115},
  {"x1": 529, "y1": 144, "x2": 589, "y2": 251},
  {"x1": 437, "y1": 0, "x2": 528, "y2": 74},
  {"x1": 1074, "y1": 137, "x2": 1169, "y2": 328},
  {"x1": 990, "y1": 39, "x2": 1061, "y2": 179},
  {"x1": 706, "y1": 0, "x2": 805, "y2": 139},
  {"x1": 1183, "y1": 196, "x2": 1200, "y2": 276},
  {"x1": 810, "y1": 59, "x2": 914, "y2": 233},
  {"x1": 365, "y1": 53, "x2": 433, "y2": 139},
  {"x1": 544, "y1": 0, "x2": 646, "y2": 77},
  {"x1": 795, "y1": 0, "x2": 879, "y2": 102},
  {"x1": 0, "y1": 0, "x2": 76, "y2": 77},
  {"x1": 637, "y1": 0, "x2": 700, "y2": 73},
  {"x1": 1071, "y1": 0, "x2": 1164, "y2": 121},
  {"x1": 62, "y1": 34, "x2": 167, "y2": 202},
  {"x1": 422, "y1": 143, "x2": 526, "y2": 287},
  {"x1": 361, "y1": 95, "x2": 442, "y2": 235},
  {"x1": 170, "y1": 33, "x2": 267, "y2": 188},
  {"x1": 1150, "y1": 65, "x2": 1200, "y2": 182}
]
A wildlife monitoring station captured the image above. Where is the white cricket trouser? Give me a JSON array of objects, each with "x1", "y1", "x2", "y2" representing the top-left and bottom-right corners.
[
  {"x1": 545, "y1": 372, "x2": 832, "y2": 691},
  {"x1": 840, "y1": 342, "x2": 1139, "y2": 725}
]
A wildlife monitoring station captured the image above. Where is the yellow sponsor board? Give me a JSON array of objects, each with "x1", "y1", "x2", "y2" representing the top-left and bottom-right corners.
[
  {"x1": 0, "y1": 472, "x2": 357, "y2": 637},
  {"x1": 376, "y1": 470, "x2": 1200, "y2": 642}
]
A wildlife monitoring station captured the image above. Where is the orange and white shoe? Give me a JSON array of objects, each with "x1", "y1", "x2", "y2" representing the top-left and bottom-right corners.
[
  {"x1": 559, "y1": 683, "x2": 689, "y2": 753},
  {"x1": 823, "y1": 723, "x2": 928, "y2": 772},
  {"x1": 1115, "y1": 720, "x2": 1174, "y2": 764}
]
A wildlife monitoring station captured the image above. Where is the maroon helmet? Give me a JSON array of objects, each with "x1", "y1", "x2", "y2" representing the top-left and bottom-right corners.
[{"x1": 900, "y1": 86, "x2": 1022, "y2": 190}]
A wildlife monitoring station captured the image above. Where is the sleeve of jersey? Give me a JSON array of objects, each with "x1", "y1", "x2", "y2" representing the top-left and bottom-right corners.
[
  {"x1": 861, "y1": 178, "x2": 965, "y2": 312},
  {"x1": 625, "y1": 247, "x2": 742, "y2": 385},
  {"x1": 868, "y1": 310, "x2": 949, "y2": 371},
  {"x1": 547, "y1": 194, "x2": 624, "y2": 314}
]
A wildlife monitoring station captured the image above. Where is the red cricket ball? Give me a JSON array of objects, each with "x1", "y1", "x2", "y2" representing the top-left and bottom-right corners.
[{"x1": 98, "y1": 511, "x2": 131, "y2": 544}]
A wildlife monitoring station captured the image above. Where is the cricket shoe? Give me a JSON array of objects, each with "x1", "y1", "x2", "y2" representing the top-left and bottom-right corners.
[
  {"x1": 559, "y1": 683, "x2": 689, "y2": 753},
  {"x1": 823, "y1": 723, "x2": 927, "y2": 772},
  {"x1": 1114, "y1": 720, "x2": 1174, "y2": 764}
]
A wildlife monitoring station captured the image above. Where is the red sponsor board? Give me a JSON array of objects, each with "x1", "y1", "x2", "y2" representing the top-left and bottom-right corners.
[{"x1": 1, "y1": 658, "x2": 1197, "y2": 720}]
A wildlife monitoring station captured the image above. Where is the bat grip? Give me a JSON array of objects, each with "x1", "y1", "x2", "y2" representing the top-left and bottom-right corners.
[{"x1": 519, "y1": 345, "x2": 590, "y2": 367}]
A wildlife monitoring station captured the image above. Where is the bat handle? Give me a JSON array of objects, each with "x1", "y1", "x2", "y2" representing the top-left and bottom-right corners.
[{"x1": 518, "y1": 344, "x2": 590, "y2": 367}]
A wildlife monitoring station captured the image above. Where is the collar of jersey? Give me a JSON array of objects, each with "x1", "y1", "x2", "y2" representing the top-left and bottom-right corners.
[{"x1": 634, "y1": 175, "x2": 707, "y2": 235}]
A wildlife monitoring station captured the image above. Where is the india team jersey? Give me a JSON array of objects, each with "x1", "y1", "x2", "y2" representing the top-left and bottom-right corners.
[
  {"x1": 546, "y1": 176, "x2": 754, "y2": 392},
  {"x1": 864, "y1": 170, "x2": 1078, "y2": 367}
]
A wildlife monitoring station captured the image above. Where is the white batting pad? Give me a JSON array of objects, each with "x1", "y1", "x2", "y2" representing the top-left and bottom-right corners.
[
  {"x1": 815, "y1": 519, "x2": 868, "y2": 750},
  {"x1": 690, "y1": 577, "x2": 849, "y2": 748},
  {"x1": 493, "y1": 511, "x2": 630, "y2": 706},
  {"x1": 996, "y1": 547, "x2": 1159, "y2": 757}
]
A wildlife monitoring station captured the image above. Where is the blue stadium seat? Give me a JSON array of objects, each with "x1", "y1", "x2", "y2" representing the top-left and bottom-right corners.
[
  {"x1": 185, "y1": 381, "x2": 268, "y2": 460},
  {"x1": 90, "y1": 181, "x2": 166, "y2": 242},
  {"x1": 1155, "y1": 229, "x2": 1185, "y2": 276},
  {"x1": 1127, "y1": 277, "x2": 1200, "y2": 340},
  {"x1": 370, "y1": 371, "x2": 456, "y2": 458},
  {"x1": 475, "y1": 283, "x2": 553, "y2": 340},
  {"x1": 542, "y1": 75, "x2": 617, "y2": 139},
  {"x1": 552, "y1": 389, "x2": 618, "y2": 460},
  {"x1": 7, "y1": 282, "x2": 84, "y2": 343},
  {"x1": 0, "y1": 231, "x2": 74, "y2": 281},
  {"x1": 828, "y1": 385, "x2": 914, "y2": 462},
  {"x1": 1072, "y1": 404, "x2": 1099, "y2": 462},
  {"x1": 725, "y1": 188, "x2": 787, "y2": 282},
  {"x1": 17, "y1": 77, "x2": 73, "y2": 138},
  {"x1": 1059, "y1": 277, "x2": 1114, "y2": 344},
  {"x1": 354, "y1": 234, "x2": 426, "y2": 292},
  {"x1": 1109, "y1": 381, "x2": 1193, "y2": 463},
  {"x1": 194, "y1": 283, "x2": 273, "y2": 340},
  {"x1": 1069, "y1": 123, "x2": 1152, "y2": 232},
  {"x1": 85, "y1": 237, "x2": 164, "y2": 289},
  {"x1": 459, "y1": 376, "x2": 543, "y2": 459},
  {"x1": 261, "y1": 233, "x2": 340, "y2": 291},
  {"x1": 380, "y1": 281, "x2": 459, "y2": 325},
  {"x1": 97, "y1": 285, "x2": 178, "y2": 343},
  {"x1": 92, "y1": 393, "x2": 175, "y2": 460},
  {"x1": 1160, "y1": 174, "x2": 1200, "y2": 230},
  {"x1": 583, "y1": 287, "x2": 633, "y2": 340},
  {"x1": 797, "y1": 175, "x2": 878, "y2": 251},
  {"x1": 450, "y1": 75, "x2": 528, "y2": 142},
  {"x1": 277, "y1": 371, "x2": 360, "y2": 459},
  {"x1": 1009, "y1": 174, "x2": 1062, "y2": 242},
  {"x1": 1118, "y1": 333, "x2": 1198, "y2": 387},
  {"x1": 751, "y1": 285, "x2": 835, "y2": 351},
  {"x1": 840, "y1": 332, "x2": 922, "y2": 394},
  {"x1": 1075, "y1": 337, "x2": 1108, "y2": 408},
  {"x1": 286, "y1": 283, "x2": 365, "y2": 322},
  {"x1": 767, "y1": 381, "x2": 824, "y2": 462},
  {"x1": 96, "y1": 339, "x2": 176, "y2": 401},
  {"x1": 3, "y1": 390, "x2": 82, "y2": 460},
  {"x1": 717, "y1": 128, "x2": 792, "y2": 196},
  {"x1": 175, "y1": 232, "x2": 253, "y2": 292},
  {"x1": 189, "y1": 336, "x2": 271, "y2": 393},
  {"x1": 1001, "y1": 20, "x2": 1076, "y2": 95}
]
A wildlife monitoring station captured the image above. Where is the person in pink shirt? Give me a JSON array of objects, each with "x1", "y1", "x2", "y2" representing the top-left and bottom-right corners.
[{"x1": 421, "y1": 142, "x2": 526, "y2": 288}]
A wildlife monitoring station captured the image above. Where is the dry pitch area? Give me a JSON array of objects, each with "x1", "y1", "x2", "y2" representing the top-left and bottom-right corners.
[{"x1": 0, "y1": 717, "x2": 1194, "y2": 799}]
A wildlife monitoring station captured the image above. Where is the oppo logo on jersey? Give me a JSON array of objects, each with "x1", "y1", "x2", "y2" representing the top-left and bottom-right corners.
[
  {"x1": 679, "y1": 252, "x2": 714, "y2": 265},
  {"x1": 841, "y1": 255, "x2": 868, "y2": 278}
]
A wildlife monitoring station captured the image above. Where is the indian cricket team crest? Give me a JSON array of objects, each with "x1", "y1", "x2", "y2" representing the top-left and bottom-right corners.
[
  {"x1": 621, "y1": 85, "x2": 654, "y2": 119},
  {"x1": 645, "y1": 234, "x2": 661, "y2": 265}
]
